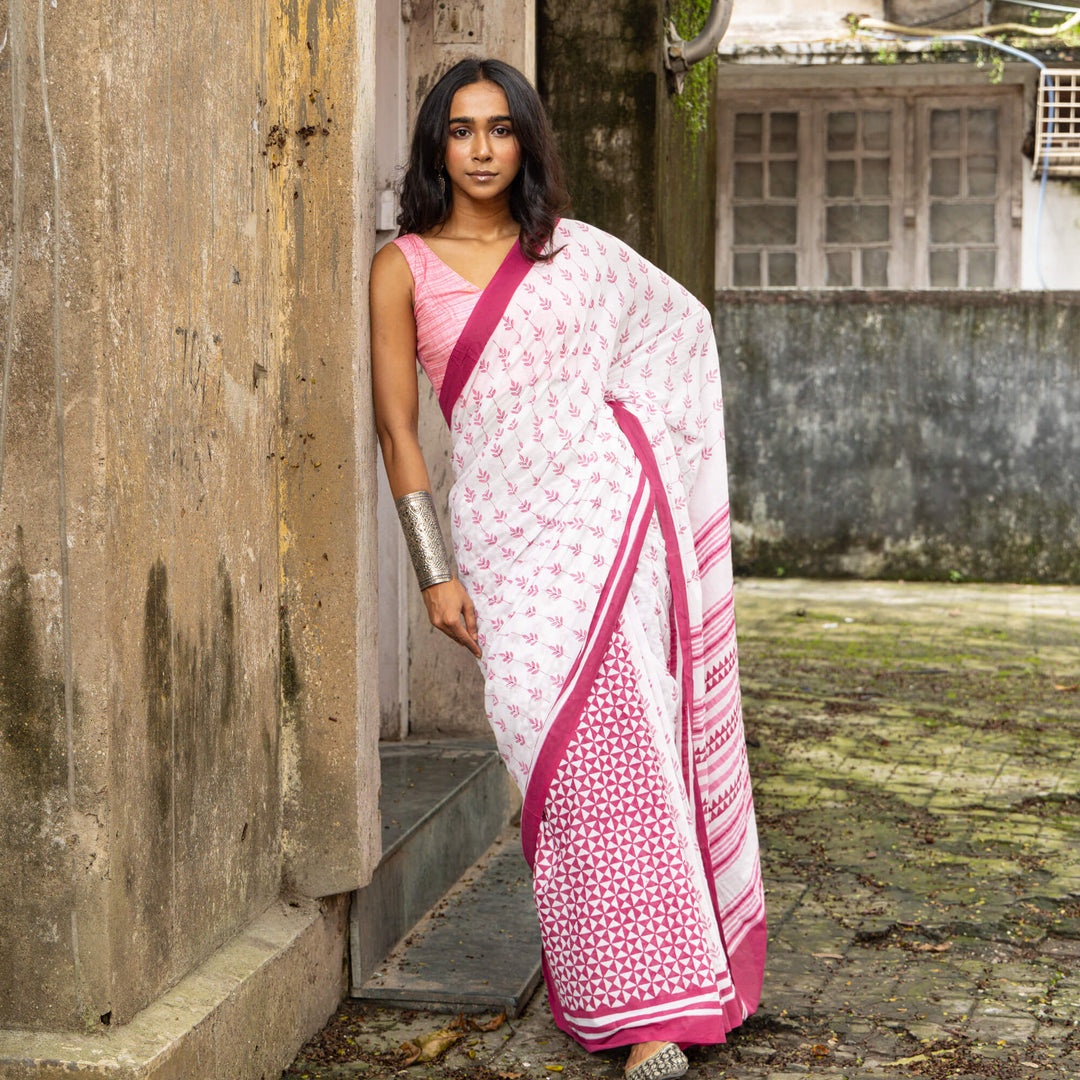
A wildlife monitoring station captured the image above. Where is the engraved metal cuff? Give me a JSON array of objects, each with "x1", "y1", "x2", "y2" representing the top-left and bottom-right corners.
[{"x1": 395, "y1": 490, "x2": 453, "y2": 591}]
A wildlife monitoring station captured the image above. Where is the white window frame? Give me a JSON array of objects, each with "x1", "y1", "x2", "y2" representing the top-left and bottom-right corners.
[{"x1": 716, "y1": 85, "x2": 1023, "y2": 289}]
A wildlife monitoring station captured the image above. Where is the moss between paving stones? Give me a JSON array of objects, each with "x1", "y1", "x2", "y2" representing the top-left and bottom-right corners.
[{"x1": 282, "y1": 581, "x2": 1080, "y2": 1080}]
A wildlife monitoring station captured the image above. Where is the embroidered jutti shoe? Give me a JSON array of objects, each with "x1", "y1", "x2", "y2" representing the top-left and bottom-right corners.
[{"x1": 624, "y1": 1043, "x2": 689, "y2": 1080}]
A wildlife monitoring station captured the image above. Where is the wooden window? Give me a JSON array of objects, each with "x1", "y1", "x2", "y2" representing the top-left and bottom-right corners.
[
  {"x1": 717, "y1": 87, "x2": 1022, "y2": 289},
  {"x1": 730, "y1": 111, "x2": 801, "y2": 287}
]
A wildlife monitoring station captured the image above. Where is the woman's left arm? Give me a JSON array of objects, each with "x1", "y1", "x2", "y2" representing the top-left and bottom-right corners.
[{"x1": 370, "y1": 243, "x2": 481, "y2": 658}]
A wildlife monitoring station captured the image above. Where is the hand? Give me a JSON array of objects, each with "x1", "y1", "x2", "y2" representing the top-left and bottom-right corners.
[{"x1": 422, "y1": 578, "x2": 482, "y2": 658}]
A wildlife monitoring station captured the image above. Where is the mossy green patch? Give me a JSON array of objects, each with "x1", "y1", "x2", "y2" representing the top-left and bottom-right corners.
[{"x1": 668, "y1": 0, "x2": 716, "y2": 145}]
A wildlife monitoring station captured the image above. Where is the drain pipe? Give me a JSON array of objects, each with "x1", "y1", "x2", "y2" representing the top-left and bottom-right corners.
[{"x1": 664, "y1": 0, "x2": 736, "y2": 92}]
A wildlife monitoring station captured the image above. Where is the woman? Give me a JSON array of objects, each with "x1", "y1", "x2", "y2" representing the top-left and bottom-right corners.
[{"x1": 371, "y1": 58, "x2": 765, "y2": 1080}]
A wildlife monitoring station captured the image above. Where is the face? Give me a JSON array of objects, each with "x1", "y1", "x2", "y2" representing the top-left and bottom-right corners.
[{"x1": 443, "y1": 80, "x2": 522, "y2": 203}]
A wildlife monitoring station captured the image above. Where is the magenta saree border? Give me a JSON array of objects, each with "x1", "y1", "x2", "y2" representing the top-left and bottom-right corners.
[
  {"x1": 606, "y1": 402, "x2": 731, "y2": 928},
  {"x1": 609, "y1": 403, "x2": 768, "y2": 1022},
  {"x1": 436, "y1": 241, "x2": 533, "y2": 425},
  {"x1": 519, "y1": 470, "x2": 655, "y2": 868}
]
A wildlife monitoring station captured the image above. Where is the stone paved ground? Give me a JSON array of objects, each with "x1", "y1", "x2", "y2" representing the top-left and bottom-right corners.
[{"x1": 283, "y1": 579, "x2": 1080, "y2": 1080}]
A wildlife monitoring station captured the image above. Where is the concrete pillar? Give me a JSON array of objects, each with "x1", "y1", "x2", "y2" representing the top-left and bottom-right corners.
[
  {"x1": 537, "y1": 0, "x2": 718, "y2": 306},
  {"x1": 0, "y1": 0, "x2": 379, "y2": 1073}
]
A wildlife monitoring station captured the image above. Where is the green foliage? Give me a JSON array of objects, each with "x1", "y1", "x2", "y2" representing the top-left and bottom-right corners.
[
  {"x1": 670, "y1": 0, "x2": 717, "y2": 144},
  {"x1": 875, "y1": 42, "x2": 899, "y2": 65},
  {"x1": 975, "y1": 47, "x2": 1006, "y2": 85}
]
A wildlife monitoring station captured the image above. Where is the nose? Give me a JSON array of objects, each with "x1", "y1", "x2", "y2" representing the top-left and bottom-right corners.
[{"x1": 472, "y1": 133, "x2": 492, "y2": 161}]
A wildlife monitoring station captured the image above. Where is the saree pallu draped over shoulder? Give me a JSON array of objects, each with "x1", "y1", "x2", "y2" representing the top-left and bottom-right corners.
[{"x1": 433, "y1": 220, "x2": 765, "y2": 1051}]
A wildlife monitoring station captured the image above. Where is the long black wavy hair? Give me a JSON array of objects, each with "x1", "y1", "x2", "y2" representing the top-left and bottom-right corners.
[{"x1": 397, "y1": 58, "x2": 567, "y2": 262}]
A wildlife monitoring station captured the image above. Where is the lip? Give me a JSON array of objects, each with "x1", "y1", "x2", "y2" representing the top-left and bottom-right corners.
[{"x1": 468, "y1": 171, "x2": 497, "y2": 180}]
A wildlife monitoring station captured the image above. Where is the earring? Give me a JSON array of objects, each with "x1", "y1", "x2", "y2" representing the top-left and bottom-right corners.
[{"x1": 437, "y1": 171, "x2": 446, "y2": 197}]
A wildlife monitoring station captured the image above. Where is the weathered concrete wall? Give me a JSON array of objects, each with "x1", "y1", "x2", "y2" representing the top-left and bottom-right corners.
[
  {"x1": 537, "y1": 0, "x2": 717, "y2": 305},
  {"x1": 0, "y1": 0, "x2": 379, "y2": 1046},
  {"x1": 272, "y1": 0, "x2": 381, "y2": 903},
  {"x1": 717, "y1": 291, "x2": 1080, "y2": 583},
  {"x1": 538, "y1": 0, "x2": 660, "y2": 259}
]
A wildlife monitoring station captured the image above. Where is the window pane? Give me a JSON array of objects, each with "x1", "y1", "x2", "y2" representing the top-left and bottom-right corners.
[
  {"x1": 826, "y1": 204, "x2": 889, "y2": 244},
  {"x1": 967, "y1": 249, "x2": 996, "y2": 287},
  {"x1": 929, "y1": 250, "x2": 960, "y2": 287},
  {"x1": 734, "y1": 204, "x2": 798, "y2": 246},
  {"x1": 968, "y1": 155, "x2": 997, "y2": 196},
  {"x1": 930, "y1": 202, "x2": 995, "y2": 244},
  {"x1": 930, "y1": 157, "x2": 961, "y2": 197},
  {"x1": 827, "y1": 251, "x2": 853, "y2": 286},
  {"x1": 733, "y1": 252, "x2": 761, "y2": 287},
  {"x1": 734, "y1": 113, "x2": 763, "y2": 155},
  {"x1": 734, "y1": 161, "x2": 763, "y2": 199},
  {"x1": 862, "y1": 158, "x2": 890, "y2": 197},
  {"x1": 769, "y1": 160, "x2": 798, "y2": 199},
  {"x1": 827, "y1": 111, "x2": 857, "y2": 152},
  {"x1": 768, "y1": 252, "x2": 797, "y2": 286},
  {"x1": 826, "y1": 160, "x2": 856, "y2": 198},
  {"x1": 770, "y1": 112, "x2": 798, "y2": 154},
  {"x1": 862, "y1": 249, "x2": 889, "y2": 287},
  {"x1": 967, "y1": 108, "x2": 998, "y2": 152},
  {"x1": 931, "y1": 109, "x2": 961, "y2": 151},
  {"x1": 862, "y1": 111, "x2": 891, "y2": 151}
]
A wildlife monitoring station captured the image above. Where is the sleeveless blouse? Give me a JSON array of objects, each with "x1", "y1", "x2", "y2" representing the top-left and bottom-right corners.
[{"x1": 392, "y1": 233, "x2": 481, "y2": 397}]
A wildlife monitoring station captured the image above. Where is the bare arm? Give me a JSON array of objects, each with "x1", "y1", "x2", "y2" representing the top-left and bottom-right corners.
[{"x1": 370, "y1": 243, "x2": 481, "y2": 658}]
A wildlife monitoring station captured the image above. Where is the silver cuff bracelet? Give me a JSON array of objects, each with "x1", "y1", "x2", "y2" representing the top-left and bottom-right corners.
[{"x1": 395, "y1": 490, "x2": 453, "y2": 591}]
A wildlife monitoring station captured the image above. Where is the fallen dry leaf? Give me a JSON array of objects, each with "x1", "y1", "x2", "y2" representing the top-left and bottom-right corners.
[
  {"x1": 451, "y1": 1010, "x2": 506, "y2": 1033},
  {"x1": 400, "y1": 1027, "x2": 464, "y2": 1065},
  {"x1": 476, "y1": 1011, "x2": 507, "y2": 1032},
  {"x1": 812, "y1": 1044, "x2": 830, "y2": 1057},
  {"x1": 1054, "y1": 683, "x2": 1079, "y2": 692},
  {"x1": 912, "y1": 941, "x2": 951, "y2": 952},
  {"x1": 811, "y1": 952, "x2": 845, "y2": 960}
]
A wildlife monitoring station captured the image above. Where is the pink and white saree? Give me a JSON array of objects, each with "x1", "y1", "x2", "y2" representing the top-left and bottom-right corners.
[{"x1": 413, "y1": 219, "x2": 765, "y2": 1050}]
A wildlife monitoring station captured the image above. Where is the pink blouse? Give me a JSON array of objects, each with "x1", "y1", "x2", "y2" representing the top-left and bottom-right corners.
[{"x1": 392, "y1": 233, "x2": 482, "y2": 397}]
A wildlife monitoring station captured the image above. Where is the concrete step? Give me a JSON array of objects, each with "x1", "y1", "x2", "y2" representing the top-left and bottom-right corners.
[
  {"x1": 349, "y1": 740, "x2": 517, "y2": 993},
  {"x1": 353, "y1": 828, "x2": 542, "y2": 1017}
]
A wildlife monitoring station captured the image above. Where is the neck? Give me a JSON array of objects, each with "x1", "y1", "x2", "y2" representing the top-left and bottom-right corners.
[{"x1": 441, "y1": 191, "x2": 518, "y2": 241}]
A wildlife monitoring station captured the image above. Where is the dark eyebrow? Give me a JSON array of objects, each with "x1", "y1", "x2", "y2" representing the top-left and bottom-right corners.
[{"x1": 448, "y1": 115, "x2": 513, "y2": 125}]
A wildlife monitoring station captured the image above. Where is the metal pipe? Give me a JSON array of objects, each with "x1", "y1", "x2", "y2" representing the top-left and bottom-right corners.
[{"x1": 665, "y1": 0, "x2": 736, "y2": 89}]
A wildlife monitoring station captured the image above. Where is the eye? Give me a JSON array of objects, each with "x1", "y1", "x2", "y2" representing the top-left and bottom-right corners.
[
  {"x1": 492, "y1": 124, "x2": 514, "y2": 137},
  {"x1": 450, "y1": 126, "x2": 471, "y2": 138}
]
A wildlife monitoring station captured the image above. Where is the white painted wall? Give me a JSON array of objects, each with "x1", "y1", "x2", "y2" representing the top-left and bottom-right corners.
[
  {"x1": 1021, "y1": 171, "x2": 1080, "y2": 289},
  {"x1": 726, "y1": 0, "x2": 884, "y2": 44}
]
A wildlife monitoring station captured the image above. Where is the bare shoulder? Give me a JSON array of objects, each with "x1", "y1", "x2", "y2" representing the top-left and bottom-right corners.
[{"x1": 371, "y1": 241, "x2": 413, "y2": 301}]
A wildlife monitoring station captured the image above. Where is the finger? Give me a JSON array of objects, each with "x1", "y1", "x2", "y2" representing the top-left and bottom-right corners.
[{"x1": 464, "y1": 600, "x2": 479, "y2": 642}]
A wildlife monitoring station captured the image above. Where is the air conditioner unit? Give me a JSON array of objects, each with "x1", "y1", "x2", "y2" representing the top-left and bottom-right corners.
[{"x1": 1033, "y1": 69, "x2": 1080, "y2": 178}]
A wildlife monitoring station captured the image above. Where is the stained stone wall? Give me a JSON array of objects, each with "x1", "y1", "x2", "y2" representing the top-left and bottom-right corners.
[
  {"x1": 717, "y1": 290, "x2": 1080, "y2": 584},
  {"x1": 0, "y1": 0, "x2": 379, "y2": 1040}
]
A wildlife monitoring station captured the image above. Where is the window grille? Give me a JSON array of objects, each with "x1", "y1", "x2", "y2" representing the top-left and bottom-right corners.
[
  {"x1": 1034, "y1": 70, "x2": 1080, "y2": 178},
  {"x1": 717, "y1": 88, "x2": 1022, "y2": 290}
]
